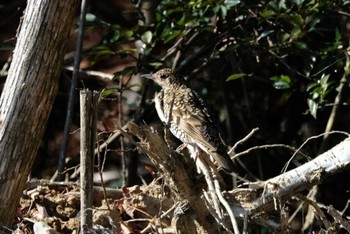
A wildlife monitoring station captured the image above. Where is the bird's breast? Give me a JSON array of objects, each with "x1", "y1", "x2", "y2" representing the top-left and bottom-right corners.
[{"x1": 169, "y1": 122, "x2": 191, "y2": 143}]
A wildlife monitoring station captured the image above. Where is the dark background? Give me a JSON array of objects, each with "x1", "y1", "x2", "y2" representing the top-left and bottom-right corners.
[{"x1": 1, "y1": 0, "x2": 349, "y2": 231}]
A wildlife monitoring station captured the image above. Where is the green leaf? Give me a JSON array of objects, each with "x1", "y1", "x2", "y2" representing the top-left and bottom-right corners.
[
  {"x1": 306, "y1": 82, "x2": 318, "y2": 91},
  {"x1": 85, "y1": 13, "x2": 97, "y2": 22},
  {"x1": 267, "y1": 1, "x2": 278, "y2": 11},
  {"x1": 149, "y1": 62, "x2": 163, "y2": 68},
  {"x1": 164, "y1": 30, "x2": 182, "y2": 43},
  {"x1": 141, "y1": 31, "x2": 153, "y2": 44},
  {"x1": 124, "y1": 30, "x2": 133, "y2": 38},
  {"x1": 307, "y1": 98, "x2": 318, "y2": 118},
  {"x1": 270, "y1": 75, "x2": 291, "y2": 89},
  {"x1": 312, "y1": 91, "x2": 320, "y2": 100},
  {"x1": 292, "y1": 0, "x2": 305, "y2": 6},
  {"x1": 294, "y1": 41, "x2": 307, "y2": 50},
  {"x1": 91, "y1": 45, "x2": 114, "y2": 55},
  {"x1": 290, "y1": 26, "x2": 302, "y2": 39},
  {"x1": 257, "y1": 30, "x2": 274, "y2": 41},
  {"x1": 220, "y1": 5, "x2": 228, "y2": 18},
  {"x1": 226, "y1": 73, "x2": 247, "y2": 81},
  {"x1": 213, "y1": 5, "x2": 221, "y2": 14},
  {"x1": 224, "y1": 0, "x2": 240, "y2": 8},
  {"x1": 281, "y1": 32, "x2": 290, "y2": 42},
  {"x1": 101, "y1": 88, "x2": 117, "y2": 98},
  {"x1": 278, "y1": 0, "x2": 286, "y2": 9},
  {"x1": 116, "y1": 49, "x2": 129, "y2": 58},
  {"x1": 261, "y1": 9, "x2": 276, "y2": 18},
  {"x1": 320, "y1": 73, "x2": 330, "y2": 89},
  {"x1": 335, "y1": 27, "x2": 341, "y2": 42},
  {"x1": 110, "y1": 30, "x2": 120, "y2": 42},
  {"x1": 306, "y1": 17, "x2": 320, "y2": 32},
  {"x1": 113, "y1": 66, "x2": 136, "y2": 80},
  {"x1": 290, "y1": 14, "x2": 304, "y2": 26}
]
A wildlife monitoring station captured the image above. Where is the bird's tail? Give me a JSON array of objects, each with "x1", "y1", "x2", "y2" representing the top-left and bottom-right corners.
[{"x1": 211, "y1": 149, "x2": 236, "y2": 174}]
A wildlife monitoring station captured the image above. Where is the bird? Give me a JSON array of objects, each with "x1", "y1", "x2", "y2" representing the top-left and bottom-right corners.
[{"x1": 141, "y1": 68, "x2": 235, "y2": 173}]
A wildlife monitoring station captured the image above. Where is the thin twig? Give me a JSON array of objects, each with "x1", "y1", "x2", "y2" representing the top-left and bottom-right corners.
[
  {"x1": 124, "y1": 218, "x2": 152, "y2": 223},
  {"x1": 233, "y1": 144, "x2": 310, "y2": 160},
  {"x1": 228, "y1": 127, "x2": 259, "y2": 155},
  {"x1": 195, "y1": 153, "x2": 241, "y2": 233},
  {"x1": 319, "y1": 48, "x2": 350, "y2": 153},
  {"x1": 203, "y1": 191, "x2": 233, "y2": 234},
  {"x1": 119, "y1": 71, "x2": 126, "y2": 186},
  {"x1": 196, "y1": 157, "x2": 221, "y2": 218},
  {"x1": 64, "y1": 66, "x2": 114, "y2": 79},
  {"x1": 214, "y1": 179, "x2": 241, "y2": 234},
  {"x1": 282, "y1": 131, "x2": 350, "y2": 173},
  {"x1": 0, "y1": 56, "x2": 11, "y2": 77},
  {"x1": 326, "y1": 205, "x2": 350, "y2": 232},
  {"x1": 295, "y1": 195, "x2": 332, "y2": 230},
  {"x1": 95, "y1": 140, "x2": 111, "y2": 211}
]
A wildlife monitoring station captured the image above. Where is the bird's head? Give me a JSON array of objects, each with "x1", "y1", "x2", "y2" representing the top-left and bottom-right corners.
[{"x1": 141, "y1": 68, "x2": 184, "y2": 88}]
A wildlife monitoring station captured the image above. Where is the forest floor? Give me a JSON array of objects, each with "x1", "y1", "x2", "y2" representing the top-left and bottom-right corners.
[{"x1": 13, "y1": 180, "x2": 171, "y2": 234}]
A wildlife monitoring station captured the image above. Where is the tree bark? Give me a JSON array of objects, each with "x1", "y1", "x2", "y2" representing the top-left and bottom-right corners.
[
  {"x1": 242, "y1": 136, "x2": 350, "y2": 213},
  {"x1": 0, "y1": 0, "x2": 78, "y2": 226},
  {"x1": 127, "y1": 121, "x2": 350, "y2": 233},
  {"x1": 126, "y1": 122, "x2": 222, "y2": 234}
]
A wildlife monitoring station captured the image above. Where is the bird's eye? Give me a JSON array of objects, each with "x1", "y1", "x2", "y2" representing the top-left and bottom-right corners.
[{"x1": 160, "y1": 73, "x2": 168, "y2": 79}]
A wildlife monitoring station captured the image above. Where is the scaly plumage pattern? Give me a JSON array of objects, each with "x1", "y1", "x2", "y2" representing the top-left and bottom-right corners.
[{"x1": 142, "y1": 68, "x2": 235, "y2": 173}]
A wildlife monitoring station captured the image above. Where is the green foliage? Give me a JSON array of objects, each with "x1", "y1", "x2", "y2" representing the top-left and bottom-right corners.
[
  {"x1": 100, "y1": 88, "x2": 118, "y2": 98},
  {"x1": 307, "y1": 73, "x2": 335, "y2": 118},
  {"x1": 75, "y1": 2, "x2": 350, "y2": 231},
  {"x1": 86, "y1": 0, "x2": 350, "y2": 123},
  {"x1": 226, "y1": 73, "x2": 247, "y2": 81},
  {"x1": 113, "y1": 66, "x2": 136, "y2": 81},
  {"x1": 270, "y1": 75, "x2": 292, "y2": 89}
]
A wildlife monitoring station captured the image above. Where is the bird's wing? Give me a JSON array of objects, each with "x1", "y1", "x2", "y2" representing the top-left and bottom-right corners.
[
  {"x1": 171, "y1": 91, "x2": 221, "y2": 153},
  {"x1": 174, "y1": 104, "x2": 235, "y2": 171},
  {"x1": 168, "y1": 90, "x2": 235, "y2": 172}
]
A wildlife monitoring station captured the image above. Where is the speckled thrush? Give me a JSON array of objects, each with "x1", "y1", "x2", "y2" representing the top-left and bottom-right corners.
[{"x1": 142, "y1": 68, "x2": 235, "y2": 173}]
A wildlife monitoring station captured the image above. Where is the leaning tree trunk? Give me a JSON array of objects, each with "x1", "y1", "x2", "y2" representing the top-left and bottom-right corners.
[{"x1": 0, "y1": 0, "x2": 78, "y2": 226}]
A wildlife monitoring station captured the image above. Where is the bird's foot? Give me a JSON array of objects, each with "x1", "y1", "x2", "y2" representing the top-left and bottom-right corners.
[{"x1": 176, "y1": 143, "x2": 188, "y2": 153}]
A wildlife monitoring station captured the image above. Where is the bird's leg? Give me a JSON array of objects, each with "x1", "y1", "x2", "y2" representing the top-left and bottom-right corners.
[
  {"x1": 176, "y1": 143, "x2": 198, "y2": 164},
  {"x1": 186, "y1": 144, "x2": 198, "y2": 158},
  {"x1": 185, "y1": 144, "x2": 202, "y2": 174},
  {"x1": 175, "y1": 143, "x2": 188, "y2": 152}
]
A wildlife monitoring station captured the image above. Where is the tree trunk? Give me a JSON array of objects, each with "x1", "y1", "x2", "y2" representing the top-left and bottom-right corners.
[{"x1": 0, "y1": 0, "x2": 78, "y2": 226}]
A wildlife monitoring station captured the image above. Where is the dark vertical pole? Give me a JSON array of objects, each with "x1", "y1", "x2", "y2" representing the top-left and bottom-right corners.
[{"x1": 57, "y1": 0, "x2": 87, "y2": 181}]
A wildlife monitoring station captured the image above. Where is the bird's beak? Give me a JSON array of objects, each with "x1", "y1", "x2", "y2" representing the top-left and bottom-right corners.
[{"x1": 140, "y1": 73, "x2": 153, "y2": 79}]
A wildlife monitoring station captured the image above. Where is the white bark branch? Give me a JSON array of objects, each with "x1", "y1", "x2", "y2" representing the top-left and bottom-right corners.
[{"x1": 234, "y1": 137, "x2": 350, "y2": 214}]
